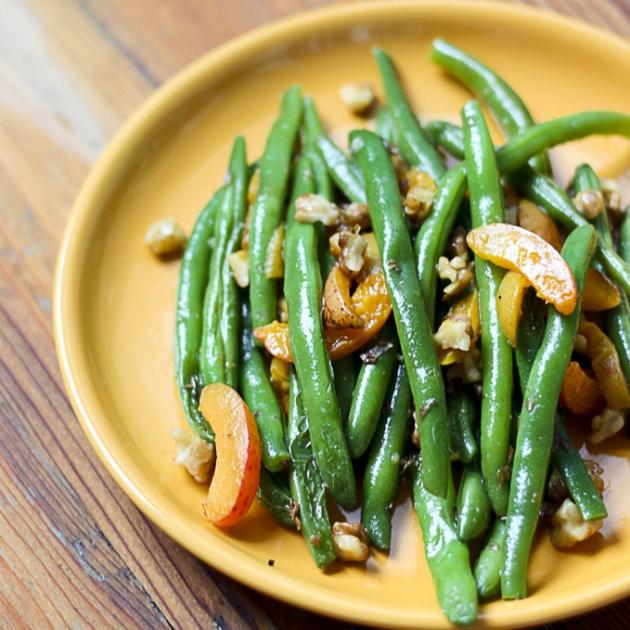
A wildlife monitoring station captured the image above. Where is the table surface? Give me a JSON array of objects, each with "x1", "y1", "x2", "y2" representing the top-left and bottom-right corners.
[{"x1": 2, "y1": 0, "x2": 629, "y2": 628}]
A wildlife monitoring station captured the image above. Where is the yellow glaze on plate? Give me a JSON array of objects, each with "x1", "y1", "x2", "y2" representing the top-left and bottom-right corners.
[{"x1": 54, "y1": 2, "x2": 630, "y2": 627}]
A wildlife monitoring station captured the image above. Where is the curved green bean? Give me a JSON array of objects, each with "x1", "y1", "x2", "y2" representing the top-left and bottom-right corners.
[
  {"x1": 411, "y1": 456, "x2": 478, "y2": 625},
  {"x1": 288, "y1": 370, "x2": 337, "y2": 568},
  {"x1": 175, "y1": 187, "x2": 225, "y2": 442},
  {"x1": 350, "y1": 128, "x2": 449, "y2": 497},
  {"x1": 219, "y1": 136, "x2": 248, "y2": 389},
  {"x1": 257, "y1": 469, "x2": 296, "y2": 529},
  {"x1": 373, "y1": 48, "x2": 445, "y2": 180},
  {"x1": 414, "y1": 163, "x2": 467, "y2": 324},
  {"x1": 462, "y1": 100, "x2": 512, "y2": 516},
  {"x1": 448, "y1": 389, "x2": 478, "y2": 465},
  {"x1": 431, "y1": 38, "x2": 551, "y2": 174},
  {"x1": 249, "y1": 86, "x2": 302, "y2": 329},
  {"x1": 425, "y1": 120, "x2": 466, "y2": 160},
  {"x1": 346, "y1": 325, "x2": 397, "y2": 459},
  {"x1": 239, "y1": 302, "x2": 289, "y2": 472},
  {"x1": 284, "y1": 155, "x2": 357, "y2": 509},
  {"x1": 303, "y1": 96, "x2": 365, "y2": 203},
  {"x1": 474, "y1": 518, "x2": 506, "y2": 599},
  {"x1": 502, "y1": 223, "x2": 597, "y2": 599},
  {"x1": 496, "y1": 111, "x2": 630, "y2": 174},
  {"x1": 361, "y1": 362, "x2": 411, "y2": 550}
]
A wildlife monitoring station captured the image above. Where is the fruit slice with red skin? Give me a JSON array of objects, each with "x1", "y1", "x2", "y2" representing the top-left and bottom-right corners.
[{"x1": 198, "y1": 383, "x2": 261, "y2": 528}]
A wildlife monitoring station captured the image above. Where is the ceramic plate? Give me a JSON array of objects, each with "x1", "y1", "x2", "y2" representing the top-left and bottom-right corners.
[{"x1": 54, "y1": 2, "x2": 630, "y2": 627}]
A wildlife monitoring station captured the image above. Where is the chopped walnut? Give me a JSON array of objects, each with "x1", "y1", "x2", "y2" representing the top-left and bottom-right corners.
[
  {"x1": 589, "y1": 408, "x2": 625, "y2": 444},
  {"x1": 402, "y1": 168, "x2": 437, "y2": 224},
  {"x1": 574, "y1": 333, "x2": 588, "y2": 355},
  {"x1": 340, "y1": 202, "x2": 371, "y2": 229},
  {"x1": 332, "y1": 522, "x2": 369, "y2": 561},
  {"x1": 295, "y1": 193, "x2": 340, "y2": 226},
  {"x1": 448, "y1": 227, "x2": 468, "y2": 258},
  {"x1": 601, "y1": 179, "x2": 622, "y2": 216},
  {"x1": 572, "y1": 189, "x2": 604, "y2": 220},
  {"x1": 549, "y1": 499, "x2": 603, "y2": 548},
  {"x1": 434, "y1": 317, "x2": 472, "y2": 352},
  {"x1": 447, "y1": 347, "x2": 482, "y2": 383},
  {"x1": 145, "y1": 217, "x2": 187, "y2": 256},
  {"x1": 437, "y1": 255, "x2": 474, "y2": 298},
  {"x1": 171, "y1": 428, "x2": 215, "y2": 483},
  {"x1": 339, "y1": 83, "x2": 375, "y2": 115},
  {"x1": 329, "y1": 229, "x2": 367, "y2": 275},
  {"x1": 227, "y1": 250, "x2": 249, "y2": 288},
  {"x1": 584, "y1": 459, "x2": 605, "y2": 495}
]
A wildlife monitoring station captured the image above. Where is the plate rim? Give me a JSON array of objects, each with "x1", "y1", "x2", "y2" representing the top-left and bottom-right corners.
[{"x1": 53, "y1": 2, "x2": 630, "y2": 627}]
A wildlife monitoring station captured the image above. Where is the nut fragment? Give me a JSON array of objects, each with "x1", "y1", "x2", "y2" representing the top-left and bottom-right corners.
[
  {"x1": 572, "y1": 189, "x2": 604, "y2": 220},
  {"x1": 339, "y1": 83, "x2": 375, "y2": 115},
  {"x1": 601, "y1": 179, "x2": 622, "y2": 215},
  {"x1": 330, "y1": 229, "x2": 367, "y2": 275},
  {"x1": 295, "y1": 193, "x2": 340, "y2": 226},
  {"x1": 145, "y1": 217, "x2": 187, "y2": 256},
  {"x1": 340, "y1": 202, "x2": 371, "y2": 229},
  {"x1": 171, "y1": 428, "x2": 215, "y2": 483},
  {"x1": 434, "y1": 317, "x2": 472, "y2": 352},
  {"x1": 437, "y1": 255, "x2": 474, "y2": 298},
  {"x1": 227, "y1": 250, "x2": 249, "y2": 287},
  {"x1": 588, "y1": 407, "x2": 625, "y2": 444},
  {"x1": 447, "y1": 347, "x2": 482, "y2": 383},
  {"x1": 402, "y1": 168, "x2": 437, "y2": 223},
  {"x1": 584, "y1": 459, "x2": 606, "y2": 495},
  {"x1": 332, "y1": 522, "x2": 369, "y2": 561},
  {"x1": 549, "y1": 499, "x2": 603, "y2": 548}
]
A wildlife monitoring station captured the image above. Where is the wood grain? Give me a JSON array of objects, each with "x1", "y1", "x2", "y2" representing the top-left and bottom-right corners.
[{"x1": 0, "y1": 0, "x2": 628, "y2": 628}]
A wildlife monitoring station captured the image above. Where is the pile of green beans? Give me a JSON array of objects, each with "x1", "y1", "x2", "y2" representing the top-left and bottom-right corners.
[{"x1": 170, "y1": 41, "x2": 630, "y2": 627}]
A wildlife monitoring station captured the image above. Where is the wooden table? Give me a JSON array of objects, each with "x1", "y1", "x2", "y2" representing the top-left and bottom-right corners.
[{"x1": 1, "y1": 1, "x2": 629, "y2": 628}]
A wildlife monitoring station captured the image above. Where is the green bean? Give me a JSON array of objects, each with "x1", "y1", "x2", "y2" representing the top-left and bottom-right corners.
[
  {"x1": 346, "y1": 325, "x2": 397, "y2": 459},
  {"x1": 474, "y1": 518, "x2": 506, "y2": 599},
  {"x1": 287, "y1": 370, "x2": 337, "y2": 568},
  {"x1": 373, "y1": 48, "x2": 445, "y2": 180},
  {"x1": 239, "y1": 302, "x2": 289, "y2": 472},
  {"x1": 448, "y1": 389, "x2": 478, "y2": 465},
  {"x1": 303, "y1": 96, "x2": 365, "y2": 203},
  {"x1": 502, "y1": 223, "x2": 597, "y2": 599},
  {"x1": 456, "y1": 464, "x2": 491, "y2": 542},
  {"x1": 516, "y1": 290, "x2": 605, "y2": 522},
  {"x1": 496, "y1": 111, "x2": 630, "y2": 175},
  {"x1": 175, "y1": 187, "x2": 225, "y2": 442},
  {"x1": 375, "y1": 106, "x2": 396, "y2": 145},
  {"x1": 573, "y1": 164, "x2": 630, "y2": 386},
  {"x1": 334, "y1": 356, "x2": 356, "y2": 425},
  {"x1": 425, "y1": 120, "x2": 466, "y2": 160},
  {"x1": 362, "y1": 362, "x2": 411, "y2": 550},
  {"x1": 620, "y1": 211, "x2": 630, "y2": 261},
  {"x1": 552, "y1": 417, "x2": 607, "y2": 521},
  {"x1": 257, "y1": 469, "x2": 296, "y2": 529},
  {"x1": 431, "y1": 38, "x2": 551, "y2": 174},
  {"x1": 200, "y1": 177, "x2": 235, "y2": 385},
  {"x1": 249, "y1": 86, "x2": 302, "y2": 329},
  {"x1": 284, "y1": 155, "x2": 357, "y2": 508},
  {"x1": 461, "y1": 100, "x2": 513, "y2": 516},
  {"x1": 411, "y1": 456, "x2": 478, "y2": 626},
  {"x1": 611, "y1": 212, "x2": 630, "y2": 384},
  {"x1": 219, "y1": 137, "x2": 248, "y2": 389},
  {"x1": 350, "y1": 129, "x2": 449, "y2": 497},
  {"x1": 414, "y1": 163, "x2": 467, "y2": 324}
]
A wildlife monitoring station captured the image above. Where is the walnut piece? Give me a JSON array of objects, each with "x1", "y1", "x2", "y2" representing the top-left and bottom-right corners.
[
  {"x1": 227, "y1": 250, "x2": 249, "y2": 287},
  {"x1": 295, "y1": 193, "x2": 340, "y2": 226},
  {"x1": 171, "y1": 428, "x2": 215, "y2": 483},
  {"x1": 434, "y1": 317, "x2": 472, "y2": 352},
  {"x1": 332, "y1": 522, "x2": 369, "y2": 562},
  {"x1": 145, "y1": 217, "x2": 187, "y2": 256},
  {"x1": 549, "y1": 499, "x2": 603, "y2": 548},
  {"x1": 330, "y1": 229, "x2": 367, "y2": 275},
  {"x1": 339, "y1": 83, "x2": 375, "y2": 115},
  {"x1": 589, "y1": 408, "x2": 625, "y2": 444},
  {"x1": 437, "y1": 255, "x2": 474, "y2": 298},
  {"x1": 402, "y1": 168, "x2": 437, "y2": 223},
  {"x1": 572, "y1": 189, "x2": 604, "y2": 220}
]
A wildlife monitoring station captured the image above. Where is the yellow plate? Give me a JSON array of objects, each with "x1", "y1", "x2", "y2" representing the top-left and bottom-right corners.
[{"x1": 54, "y1": 2, "x2": 630, "y2": 627}]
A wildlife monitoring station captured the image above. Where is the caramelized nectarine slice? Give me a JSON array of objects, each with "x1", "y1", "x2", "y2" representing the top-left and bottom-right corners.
[
  {"x1": 497, "y1": 271, "x2": 529, "y2": 347},
  {"x1": 582, "y1": 268, "x2": 621, "y2": 312},
  {"x1": 198, "y1": 384, "x2": 261, "y2": 528},
  {"x1": 466, "y1": 223, "x2": 577, "y2": 315}
]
